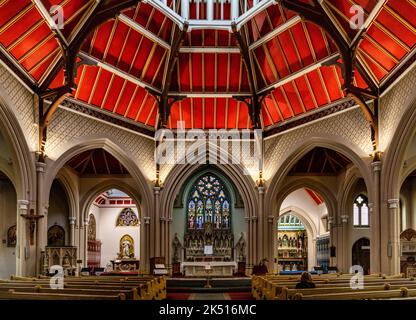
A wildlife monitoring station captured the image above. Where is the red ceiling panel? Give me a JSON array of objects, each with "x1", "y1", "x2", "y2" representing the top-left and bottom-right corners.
[{"x1": 0, "y1": 0, "x2": 414, "y2": 131}]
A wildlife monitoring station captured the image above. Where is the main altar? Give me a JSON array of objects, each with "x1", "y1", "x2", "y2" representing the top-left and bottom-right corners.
[{"x1": 172, "y1": 174, "x2": 246, "y2": 277}]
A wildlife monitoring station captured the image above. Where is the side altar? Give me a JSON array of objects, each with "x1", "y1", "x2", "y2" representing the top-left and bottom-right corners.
[{"x1": 109, "y1": 234, "x2": 139, "y2": 272}]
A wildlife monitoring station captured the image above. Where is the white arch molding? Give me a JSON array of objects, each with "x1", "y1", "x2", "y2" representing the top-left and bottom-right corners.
[
  {"x1": 0, "y1": 78, "x2": 36, "y2": 277},
  {"x1": 277, "y1": 206, "x2": 319, "y2": 272},
  {"x1": 265, "y1": 136, "x2": 373, "y2": 214},
  {"x1": 43, "y1": 137, "x2": 153, "y2": 222},
  {"x1": 43, "y1": 138, "x2": 153, "y2": 272},
  {"x1": 160, "y1": 143, "x2": 259, "y2": 268},
  {"x1": 382, "y1": 98, "x2": 416, "y2": 274}
]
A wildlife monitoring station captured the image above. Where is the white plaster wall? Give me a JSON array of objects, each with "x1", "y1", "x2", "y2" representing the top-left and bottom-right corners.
[
  {"x1": 0, "y1": 178, "x2": 16, "y2": 279},
  {"x1": 280, "y1": 189, "x2": 326, "y2": 236},
  {"x1": 94, "y1": 206, "x2": 140, "y2": 267}
]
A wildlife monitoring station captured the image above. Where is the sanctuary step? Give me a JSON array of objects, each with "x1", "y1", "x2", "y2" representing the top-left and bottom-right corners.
[{"x1": 167, "y1": 277, "x2": 251, "y2": 293}]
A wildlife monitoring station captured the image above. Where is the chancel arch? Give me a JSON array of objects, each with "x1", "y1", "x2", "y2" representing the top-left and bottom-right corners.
[
  {"x1": 161, "y1": 153, "x2": 258, "y2": 270},
  {"x1": 166, "y1": 165, "x2": 255, "y2": 275}
]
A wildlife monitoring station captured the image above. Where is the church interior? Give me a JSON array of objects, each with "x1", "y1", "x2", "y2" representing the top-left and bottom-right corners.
[{"x1": 0, "y1": 0, "x2": 415, "y2": 301}]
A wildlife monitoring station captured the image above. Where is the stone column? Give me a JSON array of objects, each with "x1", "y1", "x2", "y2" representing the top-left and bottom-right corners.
[
  {"x1": 245, "y1": 216, "x2": 252, "y2": 270},
  {"x1": 154, "y1": 186, "x2": 161, "y2": 257},
  {"x1": 83, "y1": 219, "x2": 88, "y2": 267},
  {"x1": 78, "y1": 223, "x2": 84, "y2": 262},
  {"x1": 258, "y1": 185, "x2": 265, "y2": 262},
  {"x1": 143, "y1": 216, "x2": 151, "y2": 273},
  {"x1": 340, "y1": 214, "x2": 349, "y2": 272},
  {"x1": 387, "y1": 199, "x2": 401, "y2": 275},
  {"x1": 167, "y1": 218, "x2": 172, "y2": 270},
  {"x1": 371, "y1": 160, "x2": 382, "y2": 273},
  {"x1": 16, "y1": 200, "x2": 29, "y2": 276},
  {"x1": 267, "y1": 215, "x2": 275, "y2": 273},
  {"x1": 69, "y1": 217, "x2": 76, "y2": 246},
  {"x1": 35, "y1": 162, "x2": 46, "y2": 275},
  {"x1": 160, "y1": 217, "x2": 166, "y2": 258},
  {"x1": 328, "y1": 216, "x2": 336, "y2": 267},
  {"x1": 410, "y1": 177, "x2": 416, "y2": 229},
  {"x1": 252, "y1": 216, "x2": 258, "y2": 265}
]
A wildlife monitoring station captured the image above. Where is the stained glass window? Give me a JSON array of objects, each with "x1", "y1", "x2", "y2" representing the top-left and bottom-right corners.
[
  {"x1": 187, "y1": 174, "x2": 231, "y2": 230},
  {"x1": 353, "y1": 195, "x2": 369, "y2": 227},
  {"x1": 117, "y1": 208, "x2": 139, "y2": 226}
]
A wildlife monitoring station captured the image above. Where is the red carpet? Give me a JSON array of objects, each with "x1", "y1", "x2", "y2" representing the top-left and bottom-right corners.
[
  {"x1": 226, "y1": 292, "x2": 254, "y2": 300},
  {"x1": 167, "y1": 293, "x2": 192, "y2": 300}
]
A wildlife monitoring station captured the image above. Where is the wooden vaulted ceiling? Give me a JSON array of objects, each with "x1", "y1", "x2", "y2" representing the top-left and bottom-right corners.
[
  {"x1": 0, "y1": 0, "x2": 415, "y2": 133},
  {"x1": 288, "y1": 147, "x2": 352, "y2": 176},
  {"x1": 66, "y1": 149, "x2": 129, "y2": 175}
]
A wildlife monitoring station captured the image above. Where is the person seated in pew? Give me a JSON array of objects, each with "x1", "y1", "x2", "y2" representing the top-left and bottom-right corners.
[{"x1": 296, "y1": 272, "x2": 316, "y2": 289}]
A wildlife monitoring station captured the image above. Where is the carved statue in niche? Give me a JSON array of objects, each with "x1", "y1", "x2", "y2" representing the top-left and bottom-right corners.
[
  {"x1": 7, "y1": 225, "x2": 16, "y2": 247},
  {"x1": 88, "y1": 214, "x2": 96, "y2": 241},
  {"x1": 172, "y1": 233, "x2": 182, "y2": 262},
  {"x1": 119, "y1": 234, "x2": 134, "y2": 259},
  {"x1": 235, "y1": 232, "x2": 246, "y2": 262},
  {"x1": 48, "y1": 224, "x2": 65, "y2": 246},
  {"x1": 282, "y1": 234, "x2": 288, "y2": 247}
]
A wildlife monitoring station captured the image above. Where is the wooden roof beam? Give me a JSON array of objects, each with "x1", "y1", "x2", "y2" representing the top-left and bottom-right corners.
[
  {"x1": 36, "y1": 0, "x2": 141, "y2": 161},
  {"x1": 279, "y1": 0, "x2": 379, "y2": 150},
  {"x1": 157, "y1": 22, "x2": 189, "y2": 129}
]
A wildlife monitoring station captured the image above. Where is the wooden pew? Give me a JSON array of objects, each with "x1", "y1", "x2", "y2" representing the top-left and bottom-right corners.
[
  {"x1": 1, "y1": 275, "x2": 167, "y2": 300},
  {"x1": 0, "y1": 289, "x2": 125, "y2": 300}
]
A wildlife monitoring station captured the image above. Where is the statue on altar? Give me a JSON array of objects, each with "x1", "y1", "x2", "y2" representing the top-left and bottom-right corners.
[{"x1": 119, "y1": 234, "x2": 134, "y2": 259}]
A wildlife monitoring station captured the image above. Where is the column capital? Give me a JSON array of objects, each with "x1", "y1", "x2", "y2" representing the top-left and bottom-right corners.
[
  {"x1": 340, "y1": 215, "x2": 349, "y2": 224},
  {"x1": 17, "y1": 200, "x2": 29, "y2": 210},
  {"x1": 69, "y1": 217, "x2": 76, "y2": 225},
  {"x1": 143, "y1": 216, "x2": 151, "y2": 224},
  {"x1": 268, "y1": 215, "x2": 274, "y2": 224},
  {"x1": 371, "y1": 161, "x2": 382, "y2": 172},
  {"x1": 35, "y1": 162, "x2": 47, "y2": 172},
  {"x1": 387, "y1": 199, "x2": 400, "y2": 209},
  {"x1": 154, "y1": 186, "x2": 162, "y2": 194},
  {"x1": 257, "y1": 186, "x2": 265, "y2": 194},
  {"x1": 328, "y1": 216, "x2": 335, "y2": 227}
]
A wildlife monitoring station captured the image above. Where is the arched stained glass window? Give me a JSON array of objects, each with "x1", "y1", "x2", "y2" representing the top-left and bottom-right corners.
[
  {"x1": 353, "y1": 195, "x2": 369, "y2": 227},
  {"x1": 117, "y1": 208, "x2": 139, "y2": 226},
  {"x1": 187, "y1": 174, "x2": 231, "y2": 230}
]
